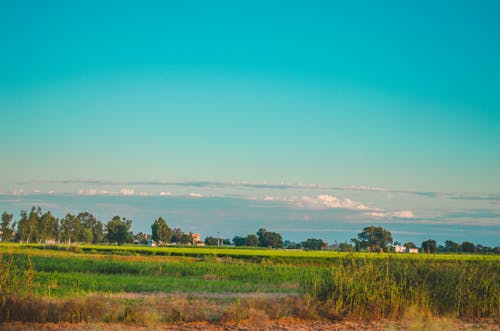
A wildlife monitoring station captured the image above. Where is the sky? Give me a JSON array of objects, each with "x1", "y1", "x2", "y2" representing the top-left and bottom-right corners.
[{"x1": 0, "y1": 1, "x2": 499, "y2": 246}]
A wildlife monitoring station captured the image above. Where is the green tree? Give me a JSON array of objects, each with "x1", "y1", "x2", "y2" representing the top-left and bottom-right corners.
[
  {"x1": 461, "y1": 241, "x2": 476, "y2": 253},
  {"x1": 204, "y1": 236, "x2": 219, "y2": 246},
  {"x1": 353, "y1": 226, "x2": 393, "y2": 252},
  {"x1": 60, "y1": 213, "x2": 80, "y2": 245},
  {"x1": 303, "y1": 238, "x2": 327, "y2": 250},
  {"x1": 246, "y1": 234, "x2": 259, "y2": 246},
  {"x1": 77, "y1": 212, "x2": 104, "y2": 243},
  {"x1": 151, "y1": 217, "x2": 172, "y2": 244},
  {"x1": 421, "y1": 239, "x2": 437, "y2": 253},
  {"x1": 232, "y1": 236, "x2": 246, "y2": 246},
  {"x1": 38, "y1": 211, "x2": 59, "y2": 243},
  {"x1": 445, "y1": 240, "x2": 460, "y2": 252},
  {"x1": 257, "y1": 228, "x2": 283, "y2": 248},
  {"x1": 105, "y1": 216, "x2": 132, "y2": 245},
  {"x1": 403, "y1": 242, "x2": 417, "y2": 249},
  {"x1": 1, "y1": 212, "x2": 15, "y2": 242},
  {"x1": 338, "y1": 242, "x2": 354, "y2": 252},
  {"x1": 16, "y1": 207, "x2": 42, "y2": 243}
]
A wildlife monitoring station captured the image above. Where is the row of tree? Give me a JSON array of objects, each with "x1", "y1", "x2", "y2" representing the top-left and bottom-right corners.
[
  {"x1": 1, "y1": 208, "x2": 498, "y2": 253},
  {"x1": 348, "y1": 225, "x2": 499, "y2": 254}
]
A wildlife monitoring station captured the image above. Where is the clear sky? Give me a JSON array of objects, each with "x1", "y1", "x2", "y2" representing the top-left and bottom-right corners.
[{"x1": 0, "y1": 1, "x2": 499, "y2": 245}]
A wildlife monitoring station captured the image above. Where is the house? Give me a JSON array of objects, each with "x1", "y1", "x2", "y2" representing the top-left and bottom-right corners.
[
  {"x1": 394, "y1": 245, "x2": 419, "y2": 253},
  {"x1": 394, "y1": 245, "x2": 406, "y2": 253},
  {"x1": 191, "y1": 233, "x2": 204, "y2": 246}
]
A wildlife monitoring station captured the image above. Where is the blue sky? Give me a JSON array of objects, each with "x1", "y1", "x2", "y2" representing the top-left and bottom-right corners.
[{"x1": 0, "y1": 1, "x2": 499, "y2": 245}]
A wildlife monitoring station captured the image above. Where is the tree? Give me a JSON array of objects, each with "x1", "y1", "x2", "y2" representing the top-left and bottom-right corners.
[
  {"x1": 38, "y1": 211, "x2": 59, "y2": 243},
  {"x1": 105, "y1": 216, "x2": 132, "y2": 245},
  {"x1": 421, "y1": 239, "x2": 437, "y2": 253},
  {"x1": 245, "y1": 234, "x2": 259, "y2": 247},
  {"x1": 77, "y1": 212, "x2": 104, "y2": 244},
  {"x1": 60, "y1": 213, "x2": 80, "y2": 245},
  {"x1": 257, "y1": 228, "x2": 283, "y2": 248},
  {"x1": 16, "y1": 207, "x2": 42, "y2": 243},
  {"x1": 338, "y1": 242, "x2": 354, "y2": 252},
  {"x1": 204, "y1": 236, "x2": 219, "y2": 246},
  {"x1": 303, "y1": 238, "x2": 327, "y2": 250},
  {"x1": 1, "y1": 212, "x2": 15, "y2": 242},
  {"x1": 445, "y1": 240, "x2": 460, "y2": 252},
  {"x1": 461, "y1": 241, "x2": 476, "y2": 253},
  {"x1": 353, "y1": 226, "x2": 393, "y2": 252},
  {"x1": 232, "y1": 236, "x2": 246, "y2": 246},
  {"x1": 151, "y1": 217, "x2": 173, "y2": 244},
  {"x1": 403, "y1": 242, "x2": 417, "y2": 249}
]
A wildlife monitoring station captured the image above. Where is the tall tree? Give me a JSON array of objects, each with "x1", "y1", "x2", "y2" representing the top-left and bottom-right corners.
[
  {"x1": 1, "y1": 212, "x2": 15, "y2": 242},
  {"x1": 461, "y1": 241, "x2": 476, "y2": 253},
  {"x1": 257, "y1": 228, "x2": 283, "y2": 248},
  {"x1": 105, "y1": 216, "x2": 132, "y2": 245},
  {"x1": 38, "y1": 211, "x2": 59, "y2": 243},
  {"x1": 77, "y1": 212, "x2": 103, "y2": 243},
  {"x1": 353, "y1": 226, "x2": 393, "y2": 252},
  {"x1": 303, "y1": 238, "x2": 327, "y2": 250},
  {"x1": 421, "y1": 239, "x2": 437, "y2": 253},
  {"x1": 151, "y1": 217, "x2": 172, "y2": 244},
  {"x1": 246, "y1": 234, "x2": 259, "y2": 247},
  {"x1": 445, "y1": 240, "x2": 460, "y2": 252},
  {"x1": 60, "y1": 213, "x2": 80, "y2": 245}
]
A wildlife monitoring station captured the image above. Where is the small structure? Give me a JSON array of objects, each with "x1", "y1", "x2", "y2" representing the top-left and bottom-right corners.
[
  {"x1": 191, "y1": 233, "x2": 204, "y2": 246},
  {"x1": 394, "y1": 245, "x2": 419, "y2": 253}
]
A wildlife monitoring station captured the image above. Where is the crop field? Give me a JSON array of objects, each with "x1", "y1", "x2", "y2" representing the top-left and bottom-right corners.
[{"x1": 0, "y1": 243, "x2": 499, "y2": 329}]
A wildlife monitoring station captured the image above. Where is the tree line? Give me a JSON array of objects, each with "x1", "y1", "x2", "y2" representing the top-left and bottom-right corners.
[{"x1": 1, "y1": 208, "x2": 498, "y2": 253}]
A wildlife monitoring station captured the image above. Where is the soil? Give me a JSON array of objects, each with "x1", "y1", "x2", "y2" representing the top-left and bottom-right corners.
[{"x1": 1, "y1": 318, "x2": 498, "y2": 331}]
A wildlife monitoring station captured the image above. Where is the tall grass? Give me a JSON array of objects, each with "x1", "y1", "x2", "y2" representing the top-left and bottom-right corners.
[
  {"x1": 0, "y1": 245, "x2": 498, "y2": 324},
  {"x1": 301, "y1": 255, "x2": 499, "y2": 320}
]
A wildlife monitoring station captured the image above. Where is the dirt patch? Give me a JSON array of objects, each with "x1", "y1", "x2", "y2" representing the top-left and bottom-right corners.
[{"x1": 1, "y1": 318, "x2": 499, "y2": 331}]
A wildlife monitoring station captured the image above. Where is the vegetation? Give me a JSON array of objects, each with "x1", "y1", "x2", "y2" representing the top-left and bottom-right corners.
[{"x1": 0, "y1": 243, "x2": 498, "y2": 326}]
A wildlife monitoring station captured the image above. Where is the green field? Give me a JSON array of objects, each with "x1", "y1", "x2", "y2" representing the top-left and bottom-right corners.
[{"x1": 0, "y1": 243, "x2": 498, "y2": 325}]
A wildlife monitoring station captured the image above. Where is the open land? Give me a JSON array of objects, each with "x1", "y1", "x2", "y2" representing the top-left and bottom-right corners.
[{"x1": 0, "y1": 244, "x2": 498, "y2": 330}]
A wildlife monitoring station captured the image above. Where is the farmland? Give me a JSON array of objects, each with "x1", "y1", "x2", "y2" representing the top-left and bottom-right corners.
[{"x1": 0, "y1": 243, "x2": 499, "y2": 329}]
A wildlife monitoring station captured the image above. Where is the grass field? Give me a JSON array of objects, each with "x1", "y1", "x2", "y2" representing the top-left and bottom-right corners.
[{"x1": 0, "y1": 243, "x2": 498, "y2": 327}]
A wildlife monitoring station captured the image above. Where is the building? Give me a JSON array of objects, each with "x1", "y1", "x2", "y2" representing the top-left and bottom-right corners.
[{"x1": 394, "y1": 245, "x2": 419, "y2": 253}]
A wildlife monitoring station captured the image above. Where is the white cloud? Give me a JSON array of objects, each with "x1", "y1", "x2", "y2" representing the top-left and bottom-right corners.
[
  {"x1": 392, "y1": 210, "x2": 415, "y2": 218},
  {"x1": 188, "y1": 193, "x2": 203, "y2": 198},
  {"x1": 365, "y1": 212, "x2": 386, "y2": 218},
  {"x1": 120, "y1": 188, "x2": 135, "y2": 196},
  {"x1": 79, "y1": 189, "x2": 98, "y2": 195},
  {"x1": 299, "y1": 195, "x2": 373, "y2": 211},
  {"x1": 364, "y1": 210, "x2": 415, "y2": 219},
  {"x1": 159, "y1": 191, "x2": 172, "y2": 196}
]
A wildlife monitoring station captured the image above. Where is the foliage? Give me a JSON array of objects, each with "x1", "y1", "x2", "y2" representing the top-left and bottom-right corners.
[
  {"x1": 205, "y1": 236, "x2": 220, "y2": 246},
  {"x1": 461, "y1": 241, "x2": 476, "y2": 253},
  {"x1": 257, "y1": 228, "x2": 283, "y2": 248},
  {"x1": 0, "y1": 212, "x2": 15, "y2": 242},
  {"x1": 403, "y1": 242, "x2": 417, "y2": 249},
  {"x1": 151, "y1": 217, "x2": 173, "y2": 244},
  {"x1": 351, "y1": 226, "x2": 393, "y2": 252},
  {"x1": 421, "y1": 239, "x2": 437, "y2": 253},
  {"x1": 303, "y1": 238, "x2": 327, "y2": 250},
  {"x1": 105, "y1": 216, "x2": 132, "y2": 245}
]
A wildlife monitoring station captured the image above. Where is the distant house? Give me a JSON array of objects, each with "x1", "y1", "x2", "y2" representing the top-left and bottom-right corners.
[
  {"x1": 191, "y1": 233, "x2": 204, "y2": 246},
  {"x1": 147, "y1": 240, "x2": 157, "y2": 247},
  {"x1": 394, "y1": 245, "x2": 419, "y2": 253},
  {"x1": 394, "y1": 245, "x2": 406, "y2": 253}
]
